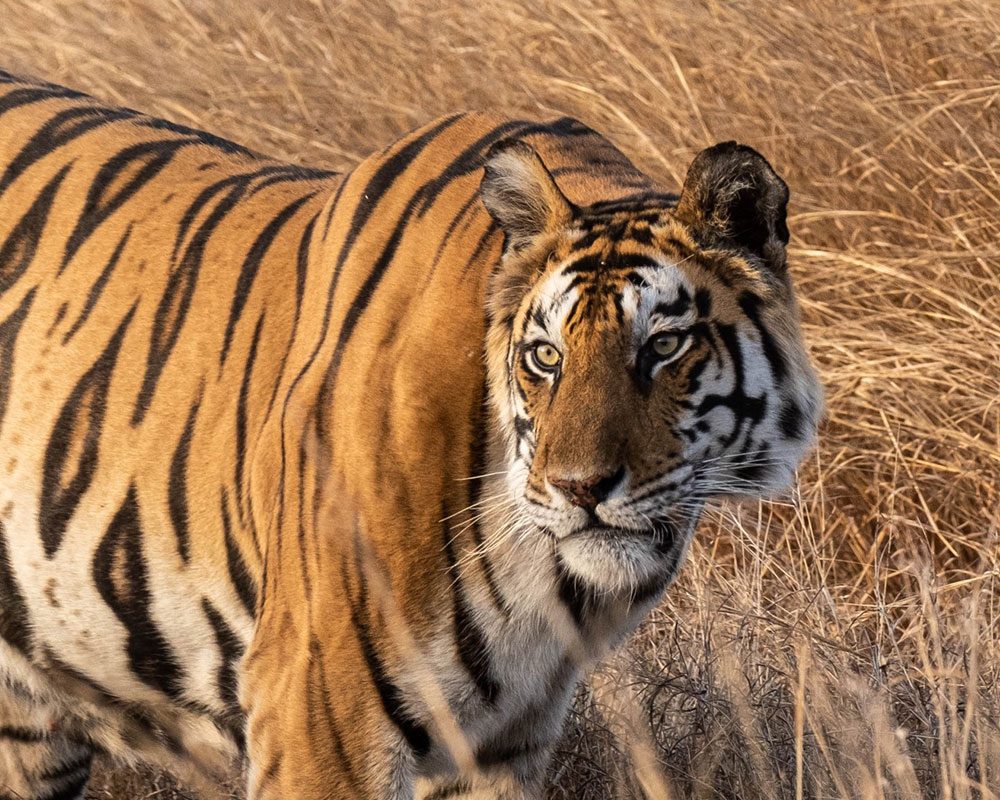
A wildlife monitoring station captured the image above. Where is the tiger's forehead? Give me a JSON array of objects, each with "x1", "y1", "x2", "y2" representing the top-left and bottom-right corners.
[
  {"x1": 513, "y1": 203, "x2": 753, "y2": 344},
  {"x1": 520, "y1": 241, "x2": 698, "y2": 344},
  {"x1": 560, "y1": 202, "x2": 682, "y2": 255}
]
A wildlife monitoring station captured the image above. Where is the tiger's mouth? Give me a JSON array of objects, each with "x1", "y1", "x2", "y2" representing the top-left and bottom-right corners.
[{"x1": 564, "y1": 521, "x2": 677, "y2": 554}]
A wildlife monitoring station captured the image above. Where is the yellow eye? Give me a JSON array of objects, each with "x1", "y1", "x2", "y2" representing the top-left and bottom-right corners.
[
  {"x1": 650, "y1": 332, "x2": 682, "y2": 359},
  {"x1": 530, "y1": 342, "x2": 562, "y2": 371}
]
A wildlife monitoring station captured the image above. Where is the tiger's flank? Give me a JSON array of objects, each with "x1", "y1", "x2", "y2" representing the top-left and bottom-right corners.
[{"x1": 0, "y1": 68, "x2": 821, "y2": 799}]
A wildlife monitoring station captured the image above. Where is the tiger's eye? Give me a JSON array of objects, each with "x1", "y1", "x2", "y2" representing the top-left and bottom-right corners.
[
  {"x1": 532, "y1": 343, "x2": 561, "y2": 369},
  {"x1": 651, "y1": 333, "x2": 681, "y2": 358}
]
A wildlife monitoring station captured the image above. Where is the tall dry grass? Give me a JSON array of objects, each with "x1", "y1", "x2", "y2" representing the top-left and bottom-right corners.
[{"x1": 2, "y1": 0, "x2": 998, "y2": 797}]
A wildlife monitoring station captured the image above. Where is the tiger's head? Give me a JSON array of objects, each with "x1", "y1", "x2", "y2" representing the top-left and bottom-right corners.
[{"x1": 480, "y1": 139, "x2": 822, "y2": 595}]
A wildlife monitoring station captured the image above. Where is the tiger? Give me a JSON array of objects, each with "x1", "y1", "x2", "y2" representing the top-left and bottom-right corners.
[{"x1": 0, "y1": 66, "x2": 822, "y2": 800}]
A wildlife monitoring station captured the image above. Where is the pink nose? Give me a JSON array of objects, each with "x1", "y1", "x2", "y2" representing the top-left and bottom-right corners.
[{"x1": 548, "y1": 469, "x2": 623, "y2": 510}]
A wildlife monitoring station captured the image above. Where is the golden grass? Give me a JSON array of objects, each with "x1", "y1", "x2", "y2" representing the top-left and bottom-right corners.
[{"x1": 2, "y1": 0, "x2": 998, "y2": 797}]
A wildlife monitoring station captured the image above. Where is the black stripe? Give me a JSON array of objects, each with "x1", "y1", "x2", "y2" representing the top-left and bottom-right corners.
[
  {"x1": 458, "y1": 221, "x2": 500, "y2": 279},
  {"x1": 320, "y1": 176, "x2": 345, "y2": 241},
  {"x1": 293, "y1": 213, "x2": 316, "y2": 335},
  {"x1": 554, "y1": 553, "x2": 598, "y2": 628},
  {"x1": 0, "y1": 520, "x2": 32, "y2": 654},
  {"x1": 39, "y1": 773, "x2": 90, "y2": 800},
  {"x1": 615, "y1": 253, "x2": 664, "y2": 271},
  {"x1": 220, "y1": 193, "x2": 315, "y2": 368},
  {"x1": 40, "y1": 305, "x2": 137, "y2": 557},
  {"x1": 695, "y1": 288, "x2": 712, "y2": 317},
  {"x1": 39, "y1": 751, "x2": 92, "y2": 781},
  {"x1": 738, "y1": 290, "x2": 786, "y2": 381},
  {"x1": 442, "y1": 508, "x2": 500, "y2": 704},
  {"x1": 136, "y1": 116, "x2": 257, "y2": 158},
  {"x1": 342, "y1": 554, "x2": 431, "y2": 758},
  {"x1": 296, "y1": 419, "x2": 313, "y2": 601},
  {"x1": 168, "y1": 387, "x2": 202, "y2": 563},
  {"x1": 0, "y1": 287, "x2": 37, "y2": 428},
  {"x1": 733, "y1": 442, "x2": 772, "y2": 482},
  {"x1": 475, "y1": 738, "x2": 541, "y2": 768},
  {"x1": 551, "y1": 155, "x2": 641, "y2": 175},
  {"x1": 246, "y1": 166, "x2": 334, "y2": 195},
  {"x1": 306, "y1": 637, "x2": 360, "y2": 787},
  {"x1": 0, "y1": 164, "x2": 71, "y2": 294},
  {"x1": 631, "y1": 570, "x2": 671, "y2": 607},
  {"x1": 528, "y1": 301, "x2": 548, "y2": 331},
  {"x1": 654, "y1": 285, "x2": 691, "y2": 318},
  {"x1": 428, "y1": 193, "x2": 479, "y2": 271},
  {"x1": 0, "y1": 86, "x2": 87, "y2": 121},
  {"x1": 561, "y1": 253, "x2": 605, "y2": 276},
  {"x1": 62, "y1": 223, "x2": 132, "y2": 344},
  {"x1": 423, "y1": 782, "x2": 473, "y2": 800},
  {"x1": 612, "y1": 289, "x2": 626, "y2": 328},
  {"x1": 234, "y1": 314, "x2": 265, "y2": 529},
  {"x1": 512, "y1": 415, "x2": 532, "y2": 443},
  {"x1": 201, "y1": 598, "x2": 246, "y2": 743},
  {"x1": 582, "y1": 192, "x2": 678, "y2": 215},
  {"x1": 220, "y1": 488, "x2": 258, "y2": 618},
  {"x1": 0, "y1": 725, "x2": 46, "y2": 742},
  {"x1": 0, "y1": 105, "x2": 135, "y2": 198},
  {"x1": 46, "y1": 301, "x2": 68, "y2": 337},
  {"x1": 779, "y1": 399, "x2": 805, "y2": 439},
  {"x1": 569, "y1": 225, "x2": 608, "y2": 252},
  {"x1": 628, "y1": 272, "x2": 652, "y2": 290},
  {"x1": 264, "y1": 209, "x2": 319, "y2": 420},
  {"x1": 92, "y1": 485, "x2": 185, "y2": 699},
  {"x1": 630, "y1": 224, "x2": 655, "y2": 245},
  {"x1": 257, "y1": 751, "x2": 283, "y2": 794},
  {"x1": 663, "y1": 235, "x2": 697, "y2": 259},
  {"x1": 60, "y1": 138, "x2": 198, "y2": 273},
  {"x1": 684, "y1": 347, "x2": 712, "y2": 396}
]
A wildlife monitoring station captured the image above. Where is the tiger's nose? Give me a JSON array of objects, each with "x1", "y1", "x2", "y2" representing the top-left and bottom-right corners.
[{"x1": 548, "y1": 467, "x2": 625, "y2": 510}]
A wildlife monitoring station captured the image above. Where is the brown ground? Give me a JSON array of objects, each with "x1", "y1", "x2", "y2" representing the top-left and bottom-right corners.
[{"x1": 2, "y1": 0, "x2": 998, "y2": 797}]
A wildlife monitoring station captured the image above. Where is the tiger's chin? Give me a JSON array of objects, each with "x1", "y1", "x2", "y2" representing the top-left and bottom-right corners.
[{"x1": 555, "y1": 518, "x2": 694, "y2": 597}]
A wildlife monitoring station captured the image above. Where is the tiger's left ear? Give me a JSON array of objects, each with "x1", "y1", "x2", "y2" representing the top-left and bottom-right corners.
[
  {"x1": 480, "y1": 140, "x2": 574, "y2": 253},
  {"x1": 674, "y1": 142, "x2": 790, "y2": 275}
]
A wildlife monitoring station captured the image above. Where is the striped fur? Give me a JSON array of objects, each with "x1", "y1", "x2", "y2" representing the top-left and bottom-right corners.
[{"x1": 0, "y1": 68, "x2": 821, "y2": 799}]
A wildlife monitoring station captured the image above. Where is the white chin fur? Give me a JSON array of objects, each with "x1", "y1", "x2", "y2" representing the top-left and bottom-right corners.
[{"x1": 556, "y1": 529, "x2": 675, "y2": 594}]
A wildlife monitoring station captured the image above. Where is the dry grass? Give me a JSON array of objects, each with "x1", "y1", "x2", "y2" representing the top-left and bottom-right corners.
[{"x1": 2, "y1": 0, "x2": 998, "y2": 797}]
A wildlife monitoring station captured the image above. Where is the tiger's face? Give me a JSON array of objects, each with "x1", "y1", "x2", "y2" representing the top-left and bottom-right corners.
[{"x1": 482, "y1": 140, "x2": 822, "y2": 594}]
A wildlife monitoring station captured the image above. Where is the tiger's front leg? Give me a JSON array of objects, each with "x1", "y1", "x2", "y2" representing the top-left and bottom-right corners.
[
  {"x1": 239, "y1": 601, "x2": 547, "y2": 800},
  {"x1": 241, "y1": 602, "x2": 423, "y2": 800}
]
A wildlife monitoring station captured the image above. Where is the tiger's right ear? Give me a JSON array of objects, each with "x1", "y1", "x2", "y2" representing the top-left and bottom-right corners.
[{"x1": 480, "y1": 140, "x2": 574, "y2": 253}]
